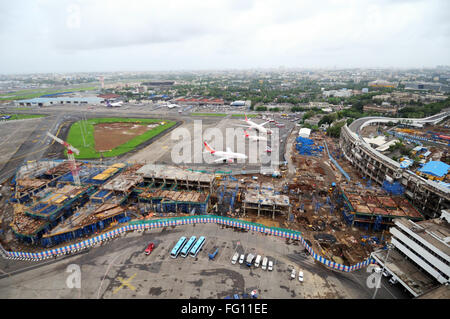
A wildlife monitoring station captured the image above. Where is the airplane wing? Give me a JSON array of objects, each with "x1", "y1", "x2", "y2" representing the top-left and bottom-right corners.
[
  {"x1": 233, "y1": 124, "x2": 252, "y2": 128},
  {"x1": 260, "y1": 121, "x2": 270, "y2": 126}
]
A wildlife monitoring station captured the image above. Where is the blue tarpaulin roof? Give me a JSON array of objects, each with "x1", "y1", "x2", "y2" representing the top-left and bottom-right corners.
[{"x1": 418, "y1": 161, "x2": 450, "y2": 177}]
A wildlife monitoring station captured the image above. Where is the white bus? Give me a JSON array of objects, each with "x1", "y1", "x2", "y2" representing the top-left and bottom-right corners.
[
  {"x1": 180, "y1": 236, "x2": 197, "y2": 258},
  {"x1": 189, "y1": 236, "x2": 206, "y2": 257},
  {"x1": 170, "y1": 237, "x2": 187, "y2": 258}
]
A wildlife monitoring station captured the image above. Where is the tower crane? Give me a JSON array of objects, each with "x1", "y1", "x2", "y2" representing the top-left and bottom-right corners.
[{"x1": 46, "y1": 132, "x2": 81, "y2": 185}]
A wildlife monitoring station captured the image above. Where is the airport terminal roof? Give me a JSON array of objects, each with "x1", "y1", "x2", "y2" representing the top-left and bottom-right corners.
[
  {"x1": 418, "y1": 161, "x2": 450, "y2": 178},
  {"x1": 16, "y1": 97, "x2": 104, "y2": 104}
]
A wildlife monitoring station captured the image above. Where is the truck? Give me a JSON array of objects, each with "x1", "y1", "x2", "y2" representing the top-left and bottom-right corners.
[
  {"x1": 246, "y1": 253, "x2": 255, "y2": 267},
  {"x1": 208, "y1": 248, "x2": 219, "y2": 260}
]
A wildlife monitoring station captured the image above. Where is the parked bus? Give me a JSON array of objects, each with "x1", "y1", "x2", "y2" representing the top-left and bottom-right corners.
[
  {"x1": 170, "y1": 236, "x2": 187, "y2": 258},
  {"x1": 180, "y1": 236, "x2": 197, "y2": 258},
  {"x1": 189, "y1": 236, "x2": 206, "y2": 257}
]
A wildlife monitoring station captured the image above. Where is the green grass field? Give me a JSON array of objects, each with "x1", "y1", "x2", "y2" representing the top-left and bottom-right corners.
[
  {"x1": 190, "y1": 113, "x2": 227, "y2": 117},
  {"x1": 0, "y1": 87, "x2": 97, "y2": 101},
  {"x1": 1, "y1": 114, "x2": 46, "y2": 120},
  {"x1": 231, "y1": 114, "x2": 259, "y2": 118},
  {"x1": 66, "y1": 118, "x2": 176, "y2": 159}
]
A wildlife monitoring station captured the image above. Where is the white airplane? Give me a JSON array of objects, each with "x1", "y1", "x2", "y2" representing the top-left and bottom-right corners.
[
  {"x1": 238, "y1": 114, "x2": 273, "y2": 134},
  {"x1": 203, "y1": 142, "x2": 247, "y2": 163},
  {"x1": 167, "y1": 104, "x2": 180, "y2": 109},
  {"x1": 106, "y1": 101, "x2": 123, "y2": 107},
  {"x1": 244, "y1": 130, "x2": 267, "y2": 141}
]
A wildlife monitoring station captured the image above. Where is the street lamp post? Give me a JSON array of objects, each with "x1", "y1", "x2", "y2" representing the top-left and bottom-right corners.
[{"x1": 372, "y1": 243, "x2": 394, "y2": 299}]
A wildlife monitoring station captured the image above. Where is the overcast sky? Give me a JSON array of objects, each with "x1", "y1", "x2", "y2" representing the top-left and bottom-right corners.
[{"x1": 1, "y1": 0, "x2": 449, "y2": 74}]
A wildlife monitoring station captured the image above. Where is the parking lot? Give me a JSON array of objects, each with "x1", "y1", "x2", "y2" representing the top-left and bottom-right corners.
[{"x1": 0, "y1": 223, "x2": 409, "y2": 299}]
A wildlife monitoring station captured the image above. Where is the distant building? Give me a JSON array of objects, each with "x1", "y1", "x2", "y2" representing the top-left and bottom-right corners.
[
  {"x1": 15, "y1": 96, "x2": 104, "y2": 107},
  {"x1": 362, "y1": 88, "x2": 369, "y2": 93},
  {"x1": 321, "y1": 107, "x2": 333, "y2": 113},
  {"x1": 98, "y1": 93, "x2": 120, "y2": 100},
  {"x1": 404, "y1": 82, "x2": 450, "y2": 93},
  {"x1": 175, "y1": 97, "x2": 224, "y2": 106},
  {"x1": 141, "y1": 81, "x2": 175, "y2": 87},
  {"x1": 322, "y1": 88, "x2": 352, "y2": 98},
  {"x1": 368, "y1": 80, "x2": 397, "y2": 88},
  {"x1": 304, "y1": 116, "x2": 322, "y2": 126},
  {"x1": 298, "y1": 128, "x2": 311, "y2": 138},
  {"x1": 363, "y1": 104, "x2": 398, "y2": 115},
  {"x1": 230, "y1": 100, "x2": 246, "y2": 107}
]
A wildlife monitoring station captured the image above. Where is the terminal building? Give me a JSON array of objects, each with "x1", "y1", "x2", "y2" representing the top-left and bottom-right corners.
[
  {"x1": 14, "y1": 96, "x2": 105, "y2": 107},
  {"x1": 371, "y1": 210, "x2": 450, "y2": 297}
]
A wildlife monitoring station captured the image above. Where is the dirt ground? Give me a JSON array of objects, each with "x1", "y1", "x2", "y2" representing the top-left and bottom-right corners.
[{"x1": 94, "y1": 122, "x2": 159, "y2": 152}]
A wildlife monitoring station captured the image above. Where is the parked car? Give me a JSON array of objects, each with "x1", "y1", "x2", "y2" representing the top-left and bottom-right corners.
[
  {"x1": 298, "y1": 271, "x2": 304, "y2": 282},
  {"x1": 268, "y1": 260, "x2": 273, "y2": 271},
  {"x1": 144, "y1": 242, "x2": 155, "y2": 255},
  {"x1": 231, "y1": 252, "x2": 239, "y2": 264},
  {"x1": 239, "y1": 254, "x2": 245, "y2": 264},
  {"x1": 261, "y1": 257, "x2": 268, "y2": 270},
  {"x1": 254, "y1": 255, "x2": 262, "y2": 268},
  {"x1": 290, "y1": 269, "x2": 296, "y2": 279},
  {"x1": 389, "y1": 277, "x2": 398, "y2": 285}
]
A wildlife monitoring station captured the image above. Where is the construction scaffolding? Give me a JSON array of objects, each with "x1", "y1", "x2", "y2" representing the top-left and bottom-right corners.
[
  {"x1": 242, "y1": 185, "x2": 290, "y2": 220},
  {"x1": 137, "y1": 189, "x2": 210, "y2": 215},
  {"x1": 40, "y1": 194, "x2": 128, "y2": 247},
  {"x1": 341, "y1": 185, "x2": 424, "y2": 230}
]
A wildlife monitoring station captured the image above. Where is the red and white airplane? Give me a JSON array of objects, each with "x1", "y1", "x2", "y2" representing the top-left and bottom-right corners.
[
  {"x1": 244, "y1": 130, "x2": 267, "y2": 142},
  {"x1": 203, "y1": 142, "x2": 247, "y2": 163},
  {"x1": 238, "y1": 114, "x2": 273, "y2": 134}
]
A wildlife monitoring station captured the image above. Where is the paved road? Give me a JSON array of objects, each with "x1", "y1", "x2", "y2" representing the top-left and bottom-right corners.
[{"x1": 0, "y1": 223, "x2": 410, "y2": 299}]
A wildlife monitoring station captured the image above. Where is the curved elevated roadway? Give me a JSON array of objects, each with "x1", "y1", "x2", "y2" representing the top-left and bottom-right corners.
[{"x1": 341, "y1": 111, "x2": 450, "y2": 218}]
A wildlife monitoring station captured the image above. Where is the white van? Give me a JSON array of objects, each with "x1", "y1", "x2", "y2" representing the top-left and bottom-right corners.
[
  {"x1": 261, "y1": 257, "x2": 268, "y2": 270},
  {"x1": 231, "y1": 252, "x2": 239, "y2": 265},
  {"x1": 254, "y1": 255, "x2": 262, "y2": 268}
]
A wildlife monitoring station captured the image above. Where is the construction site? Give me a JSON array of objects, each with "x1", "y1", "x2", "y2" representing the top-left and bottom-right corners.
[{"x1": 0, "y1": 114, "x2": 444, "y2": 271}]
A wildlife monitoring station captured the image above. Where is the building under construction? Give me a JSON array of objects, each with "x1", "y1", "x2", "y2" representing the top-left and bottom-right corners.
[
  {"x1": 136, "y1": 164, "x2": 217, "y2": 191},
  {"x1": 242, "y1": 183, "x2": 290, "y2": 219},
  {"x1": 340, "y1": 184, "x2": 424, "y2": 231}
]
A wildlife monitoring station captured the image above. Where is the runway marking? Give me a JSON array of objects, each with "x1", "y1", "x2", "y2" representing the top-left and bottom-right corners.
[{"x1": 113, "y1": 273, "x2": 137, "y2": 294}]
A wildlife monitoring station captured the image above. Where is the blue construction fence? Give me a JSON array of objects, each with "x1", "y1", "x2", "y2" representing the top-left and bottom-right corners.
[{"x1": 0, "y1": 215, "x2": 374, "y2": 273}]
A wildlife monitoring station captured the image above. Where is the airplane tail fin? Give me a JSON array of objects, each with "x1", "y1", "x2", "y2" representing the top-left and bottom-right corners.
[
  {"x1": 204, "y1": 142, "x2": 215, "y2": 154},
  {"x1": 245, "y1": 114, "x2": 248, "y2": 121},
  {"x1": 244, "y1": 130, "x2": 249, "y2": 137}
]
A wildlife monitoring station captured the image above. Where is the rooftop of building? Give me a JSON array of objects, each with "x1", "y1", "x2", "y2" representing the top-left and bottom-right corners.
[
  {"x1": 138, "y1": 189, "x2": 209, "y2": 203},
  {"x1": 394, "y1": 217, "x2": 450, "y2": 258},
  {"x1": 243, "y1": 189, "x2": 290, "y2": 207},
  {"x1": 16, "y1": 96, "x2": 104, "y2": 103},
  {"x1": 372, "y1": 248, "x2": 439, "y2": 297},
  {"x1": 136, "y1": 164, "x2": 216, "y2": 183},
  {"x1": 417, "y1": 284, "x2": 450, "y2": 299},
  {"x1": 418, "y1": 161, "x2": 450, "y2": 178}
]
